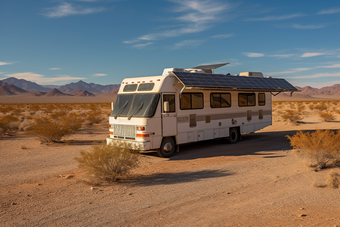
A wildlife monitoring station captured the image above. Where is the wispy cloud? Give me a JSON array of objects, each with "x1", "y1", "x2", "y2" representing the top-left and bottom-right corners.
[
  {"x1": 4, "y1": 72, "x2": 86, "y2": 84},
  {"x1": 318, "y1": 7, "x2": 340, "y2": 15},
  {"x1": 43, "y1": 2, "x2": 105, "y2": 18},
  {"x1": 49, "y1": 67, "x2": 61, "y2": 70},
  {"x1": 290, "y1": 72, "x2": 340, "y2": 79},
  {"x1": 291, "y1": 23, "x2": 324, "y2": 29},
  {"x1": 0, "y1": 61, "x2": 13, "y2": 66},
  {"x1": 268, "y1": 54, "x2": 295, "y2": 58},
  {"x1": 93, "y1": 73, "x2": 107, "y2": 76},
  {"x1": 172, "y1": 40, "x2": 205, "y2": 49},
  {"x1": 132, "y1": 42, "x2": 154, "y2": 49},
  {"x1": 211, "y1": 34, "x2": 233, "y2": 38},
  {"x1": 244, "y1": 52, "x2": 264, "y2": 57},
  {"x1": 124, "y1": 0, "x2": 230, "y2": 48},
  {"x1": 301, "y1": 52, "x2": 326, "y2": 57},
  {"x1": 268, "y1": 63, "x2": 340, "y2": 76},
  {"x1": 247, "y1": 13, "x2": 305, "y2": 21}
]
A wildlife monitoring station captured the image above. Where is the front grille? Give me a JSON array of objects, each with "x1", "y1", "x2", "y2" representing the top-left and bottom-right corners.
[{"x1": 113, "y1": 124, "x2": 136, "y2": 139}]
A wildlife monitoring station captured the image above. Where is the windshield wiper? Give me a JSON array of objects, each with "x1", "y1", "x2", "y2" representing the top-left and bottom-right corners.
[
  {"x1": 128, "y1": 103, "x2": 143, "y2": 120},
  {"x1": 114, "y1": 100, "x2": 129, "y2": 119}
]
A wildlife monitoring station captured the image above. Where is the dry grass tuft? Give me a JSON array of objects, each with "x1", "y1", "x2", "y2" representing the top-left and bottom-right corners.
[
  {"x1": 287, "y1": 130, "x2": 340, "y2": 169},
  {"x1": 281, "y1": 110, "x2": 302, "y2": 124},
  {"x1": 325, "y1": 171, "x2": 340, "y2": 188},
  {"x1": 0, "y1": 115, "x2": 19, "y2": 135},
  {"x1": 319, "y1": 111, "x2": 335, "y2": 122},
  {"x1": 74, "y1": 142, "x2": 139, "y2": 182}
]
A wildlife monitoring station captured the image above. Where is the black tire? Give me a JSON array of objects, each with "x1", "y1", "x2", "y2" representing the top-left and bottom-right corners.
[
  {"x1": 228, "y1": 128, "x2": 239, "y2": 144},
  {"x1": 157, "y1": 137, "x2": 175, "y2": 158}
]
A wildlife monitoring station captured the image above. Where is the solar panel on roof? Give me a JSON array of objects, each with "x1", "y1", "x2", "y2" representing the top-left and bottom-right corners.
[{"x1": 172, "y1": 72, "x2": 297, "y2": 92}]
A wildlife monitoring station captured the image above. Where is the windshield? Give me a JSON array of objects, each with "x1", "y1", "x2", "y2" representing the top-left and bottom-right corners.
[{"x1": 111, "y1": 93, "x2": 160, "y2": 118}]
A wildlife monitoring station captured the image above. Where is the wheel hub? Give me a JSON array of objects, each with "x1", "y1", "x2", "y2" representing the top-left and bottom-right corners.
[{"x1": 163, "y1": 142, "x2": 173, "y2": 152}]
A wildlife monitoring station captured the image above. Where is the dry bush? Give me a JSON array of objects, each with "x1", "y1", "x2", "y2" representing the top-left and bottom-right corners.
[
  {"x1": 297, "y1": 103, "x2": 306, "y2": 112},
  {"x1": 314, "y1": 102, "x2": 328, "y2": 112},
  {"x1": 281, "y1": 110, "x2": 302, "y2": 124},
  {"x1": 0, "y1": 115, "x2": 19, "y2": 134},
  {"x1": 50, "y1": 110, "x2": 67, "y2": 120},
  {"x1": 86, "y1": 111, "x2": 103, "y2": 125},
  {"x1": 319, "y1": 111, "x2": 335, "y2": 122},
  {"x1": 287, "y1": 130, "x2": 340, "y2": 169},
  {"x1": 325, "y1": 171, "x2": 340, "y2": 188},
  {"x1": 60, "y1": 113, "x2": 85, "y2": 131},
  {"x1": 0, "y1": 105, "x2": 14, "y2": 114},
  {"x1": 26, "y1": 117, "x2": 71, "y2": 142},
  {"x1": 74, "y1": 142, "x2": 139, "y2": 182}
]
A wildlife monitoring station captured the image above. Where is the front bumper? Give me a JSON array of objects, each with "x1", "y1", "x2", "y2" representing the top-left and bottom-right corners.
[{"x1": 106, "y1": 137, "x2": 151, "y2": 151}]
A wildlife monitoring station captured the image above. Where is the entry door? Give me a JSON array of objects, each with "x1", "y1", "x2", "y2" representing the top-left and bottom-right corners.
[{"x1": 162, "y1": 93, "x2": 177, "y2": 137}]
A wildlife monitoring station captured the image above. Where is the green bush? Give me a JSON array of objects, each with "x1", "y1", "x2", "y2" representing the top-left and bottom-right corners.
[{"x1": 74, "y1": 142, "x2": 139, "y2": 182}]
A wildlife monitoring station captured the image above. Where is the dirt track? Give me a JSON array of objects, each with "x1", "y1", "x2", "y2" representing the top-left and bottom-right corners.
[{"x1": 1, "y1": 122, "x2": 340, "y2": 226}]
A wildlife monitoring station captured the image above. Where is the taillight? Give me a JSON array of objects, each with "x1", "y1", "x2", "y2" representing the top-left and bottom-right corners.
[
  {"x1": 136, "y1": 126, "x2": 146, "y2": 131},
  {"x1": 136, "y1": 133, "x2": 149, "y2": 137}
]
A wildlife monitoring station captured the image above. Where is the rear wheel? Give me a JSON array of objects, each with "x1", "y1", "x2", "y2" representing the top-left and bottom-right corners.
[
  {"x1": 157, "y1": 137, "x2": 175, "y2": 158},
  {"x1": 228, "y1": 128, "x2": 239, "y2": 144}
]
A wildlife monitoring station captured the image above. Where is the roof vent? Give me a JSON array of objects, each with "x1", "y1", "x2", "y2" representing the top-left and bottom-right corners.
[{"x1": 239, "y1": 72, "x2": 264, "y2": 78}]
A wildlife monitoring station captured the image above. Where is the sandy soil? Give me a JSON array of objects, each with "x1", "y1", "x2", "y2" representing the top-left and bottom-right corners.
[{"x1": 1, "y1": 102, "x2": 340, "y2": 226}]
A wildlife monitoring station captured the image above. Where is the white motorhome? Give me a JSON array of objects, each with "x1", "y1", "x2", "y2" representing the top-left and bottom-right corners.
[{"x1": 107, "y1": 63, "x2": 297, "y2": 157}]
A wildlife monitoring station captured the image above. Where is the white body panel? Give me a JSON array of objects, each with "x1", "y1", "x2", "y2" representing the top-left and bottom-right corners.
[{"x1": 107, "y1": 72, "x2": 273, "y2": 151}]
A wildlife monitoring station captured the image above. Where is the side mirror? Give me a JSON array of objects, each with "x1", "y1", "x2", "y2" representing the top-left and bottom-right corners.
[{"x1": 164, "y1": 101, "x2": 169, "y2": 113}]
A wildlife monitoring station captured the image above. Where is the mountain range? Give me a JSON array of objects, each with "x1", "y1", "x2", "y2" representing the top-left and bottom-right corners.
[
  {"x1": 0, "y1": 77, "x2": 120, "y2": 96},
  {"x1": 2, "y1": 77, "x2": 340, "y2": 98}
]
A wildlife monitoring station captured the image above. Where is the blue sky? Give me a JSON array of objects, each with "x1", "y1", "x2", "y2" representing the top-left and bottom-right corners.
[{"x1": 1, "y1": 0, "x2": 340, "y2": 88}]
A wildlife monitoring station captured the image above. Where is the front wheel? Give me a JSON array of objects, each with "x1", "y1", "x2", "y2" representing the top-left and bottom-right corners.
[
  {"x1": 228, "y1": 128, "x2": 239, "y2": 144},
  {"x1": 157, "y1": 137, "x2": 175, "y2": 158}
]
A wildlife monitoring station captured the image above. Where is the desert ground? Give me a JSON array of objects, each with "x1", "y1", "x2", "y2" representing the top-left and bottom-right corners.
[{"x1": 1, "y1": 97, "x2": 340, "y2": 227}]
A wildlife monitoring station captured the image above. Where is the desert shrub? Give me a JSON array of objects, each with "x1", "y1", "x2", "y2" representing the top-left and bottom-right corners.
[
  {"x1": 86, "y1": 111, "x2": 103, "y2": 125},
  {"x1": 325, "y1": 171, "x2": 340, "y2": 189},
  {"x1": 74, "y1": 142, "x2": 139, "y2": 182},
  {"x1": 26, "y1": 117, "x2": 71, "y2": 142},
  {"x1": 319, "y1": 111, "x2": 335, "y2": 122},
  {"x1": 60, "y1": 113, "x2": 85, "y2": 131},
  {"x1": 297, "y1": 103, "x2": 306, "y2": 112},
  {"x1": 287, "y1": 130, "x2": 340, "y2": 169},
  {"x1": 281, "y1": 110, "x2": 302, "y2": 124},
  {"x1": 0, "y1": 115, "x2": 19, "y2": 134},
  {"x1": 314, "y1": 102, "x2": 328, "y2": 112},
  {"x1": 0, "y1": 105, "x2": 14, "y2": 114},
  {"x1": 50, "y1": 110, "x2": 67, "y2": 120}
]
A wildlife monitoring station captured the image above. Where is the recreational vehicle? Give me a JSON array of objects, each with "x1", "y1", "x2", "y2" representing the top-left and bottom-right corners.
[{"x1": 107, "y1": 63, "x2": 297, "y2": 157}]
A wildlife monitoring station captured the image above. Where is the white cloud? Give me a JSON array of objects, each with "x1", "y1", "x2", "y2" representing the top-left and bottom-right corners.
[
  {"x1": 301, "y1": 52, "x2": 326, "y2": 57},
  {"x1": 290, "y1": 72, "x2": 340, "y2": 79},
  {"x1": 318, "y1": 8, "x2": 340, "y2": 15},
  {"x1": 0, "y1": 72, "x2": 4, "y2": 74},
  {"x1": 124, "y1": 0, "x2": 230, "y2": 46},
  {"x1": 0, "y1": 61, "x2": 13, "y2": 66},
  {"x1": 93, "y1": 73, "x2": 107, "y2": 77},
  {"x1": 172, "y1": 40, "x2": 205, "y2": 50},
  {"x1": 49, "y1": 67, "x2": 61, "y2": 70},
  {"x1": 268, "y1": 54, "x2": 294, "y2": 58},
  {"x1": 43, "y1": 2, "x2": 105, "y2": 18},
  {"x1": 247, "y1": 13, "x2": 305, "y2": 21},
  {"x1": 267, "y1": 63, "x2": 340, "y2": 76},
  {"x1": 4, "y1": 72, "x2": 86, "y2": 84},
  {"x1": 132, "y1": 42, "x2": 154, "y2": 49},
  {"x1": 211, "y1": 34, "x2": 233, "y2": 38},
  {"x1": 244, "y1": 52, "x2": 264, "y2": 57},
  {"x1": 292, "y1": 24, "x2": 324, "y2": 29}
]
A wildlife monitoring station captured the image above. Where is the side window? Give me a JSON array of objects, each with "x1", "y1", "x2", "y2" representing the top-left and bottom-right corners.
[
  {"x1": 163, "y1": 94, "x2": 175, "y2": 112},
  {"x1": 210, "y1": 93, "x2": 231, "y2": 108},
  {"x1": 238, "y1": 93, "x2": 256, "y2": 107},
  {"x1": 123, "y1": 84, "x2": 137, "y2": 92},
  {"x1": 180, "y1": 93, "x2": 204, "y2": 110},
  {"x1": 258, "y1": 93, "x2": 265, "y2": 106}
]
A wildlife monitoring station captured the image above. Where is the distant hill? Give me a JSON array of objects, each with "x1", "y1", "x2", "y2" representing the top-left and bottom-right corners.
[
  {"x1": 58, "y1": 80, "x2": 120, "y2": 93},
  {"x1": 297, "y1": 84, "x2": 340, "y2": 96},
  {"x1": 45, "y1": 88, "x2": 71, "y2": 97},
  {"x1": 70, "y1": 90, "x2": 95, "y2": 97},
  {"x1": 1, "y1": 77, "x2": 51, "y2": 92},
  {"x1": 0, "y1": 81, "x2": 28, "y2": 95}
]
